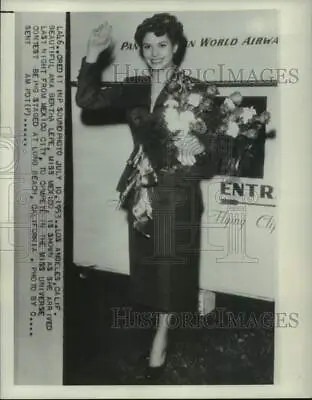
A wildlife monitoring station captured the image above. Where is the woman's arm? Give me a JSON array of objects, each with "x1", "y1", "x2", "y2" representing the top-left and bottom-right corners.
[
  {"x1": 75, "y1": 22, "x2": 125, "y2": 110},
  {"x1": 75, "y1": 56, "x2": 124, "y2": 110}
]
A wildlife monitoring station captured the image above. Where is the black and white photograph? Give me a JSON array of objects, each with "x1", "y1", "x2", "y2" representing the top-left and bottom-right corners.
[
  {"x1": 2, "y1": 0, "x2": 312, "y2": 397},
  {"x1": 67, "y1": 10, "x2": 279, "y2": 385}
]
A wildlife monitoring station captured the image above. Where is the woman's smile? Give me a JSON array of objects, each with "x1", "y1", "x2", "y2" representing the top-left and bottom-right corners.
[{"x1": 151, "y1": 58, "x2": 164, "y2": 64}]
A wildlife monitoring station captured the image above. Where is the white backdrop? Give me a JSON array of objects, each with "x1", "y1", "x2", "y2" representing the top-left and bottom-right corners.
[{"x1": 71, "y1": 10, "x2": 279, "y2": 300}]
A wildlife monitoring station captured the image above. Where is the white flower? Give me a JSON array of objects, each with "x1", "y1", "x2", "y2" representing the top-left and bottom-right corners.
[
  {"x1": 226, "y1": 121, "x2": 240, "y2": 138},
  {"x1": 187, "y1": 93, "x2": 202, "y2": 108},
  {"x1": 223, "y1": 97, "x2": 236, "y2": 111},
  {"x1": 164, "y1": 98, "x2": 179, "y2": 109},
  {"x1": 163, "y1": 107, "x2": 198, "y2": 137},
  {"x1": 241, "y1": 107, "x2": 257, "y2": 123},
  {"x1": 163, "y1": 107, "x2": 181, "y2": 132},
  {"x1": 229, "y1": 91, "x2": 243, "y2": 106},
  {"x1": 179, "y1": 110, "x2": 196, "y2": 131}
]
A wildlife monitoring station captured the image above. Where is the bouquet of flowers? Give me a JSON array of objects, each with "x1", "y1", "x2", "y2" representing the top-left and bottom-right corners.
[
  {"x1": 160, "y1": 71, "x2": 272, "y2": 175},
  {"x1": 119, "y1": 70, "x2": 274, "y2": 236}
]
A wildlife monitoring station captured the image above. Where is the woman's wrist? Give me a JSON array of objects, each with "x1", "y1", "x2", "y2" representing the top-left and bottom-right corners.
[{"x1": 85, "y1": 49, "x2": 100, "y2": 64}]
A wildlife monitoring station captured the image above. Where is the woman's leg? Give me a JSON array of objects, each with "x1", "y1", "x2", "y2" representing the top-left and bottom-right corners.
[{"x1": 149, "y1": 313, "x2": 173, "y2": 367}]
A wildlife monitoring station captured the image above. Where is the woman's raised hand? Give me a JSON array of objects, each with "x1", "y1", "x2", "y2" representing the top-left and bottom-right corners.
[{"x1": 86, "y1": 22, "x2": 113, "y2": 63}]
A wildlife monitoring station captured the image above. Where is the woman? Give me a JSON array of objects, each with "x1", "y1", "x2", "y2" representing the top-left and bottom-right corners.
[{"x1": 76, "y1": 13, "x2": 230, "y2": 380}]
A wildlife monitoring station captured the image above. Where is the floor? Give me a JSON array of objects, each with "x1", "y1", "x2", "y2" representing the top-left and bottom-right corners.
[{"x1": 63, "y1": 264, "x2": 274, "y2": 385}]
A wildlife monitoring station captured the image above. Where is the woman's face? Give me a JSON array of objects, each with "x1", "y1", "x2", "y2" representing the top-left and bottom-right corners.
[{"x1": 142, "y1": 32, "x2": 178, "y2": 70}]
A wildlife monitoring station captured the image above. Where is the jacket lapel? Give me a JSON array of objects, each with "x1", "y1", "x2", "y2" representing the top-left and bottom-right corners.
[{"x1": 153, "y1": 85, "x2": 169, "y2": 111}]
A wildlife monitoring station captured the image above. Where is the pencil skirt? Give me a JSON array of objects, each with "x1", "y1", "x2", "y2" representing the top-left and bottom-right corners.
[{"x1": 128, "y1": 174, "x2": 204, "y2": 313}]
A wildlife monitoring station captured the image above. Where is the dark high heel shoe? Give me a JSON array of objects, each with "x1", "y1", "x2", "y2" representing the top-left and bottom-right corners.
[
  {"x1": 144, "y1": 350, "x2": 167, "y2": 382},
  {"x1": 141, "y1": 328, "x2": 176, "y2": 382}
]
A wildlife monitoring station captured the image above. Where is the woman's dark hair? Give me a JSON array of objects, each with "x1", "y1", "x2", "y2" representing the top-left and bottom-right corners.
[{"x1": 134, "y1": 13, "x2": 187, "y2": 66}]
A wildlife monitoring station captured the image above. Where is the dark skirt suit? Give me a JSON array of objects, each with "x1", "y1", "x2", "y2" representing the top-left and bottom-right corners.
[{"x1": 76, "y1": 57, "x2": 231, "y2": 313}]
